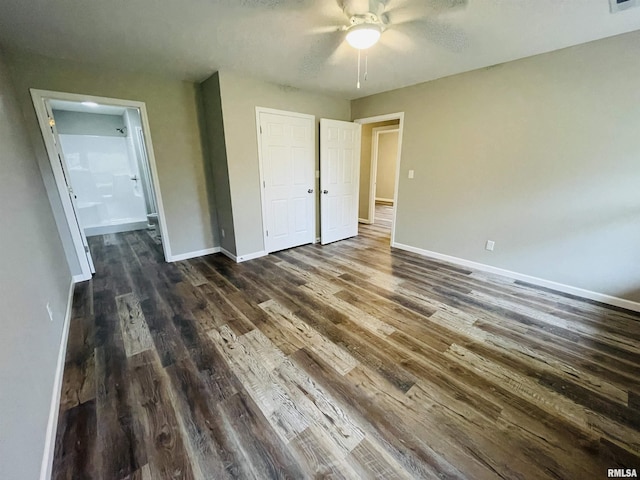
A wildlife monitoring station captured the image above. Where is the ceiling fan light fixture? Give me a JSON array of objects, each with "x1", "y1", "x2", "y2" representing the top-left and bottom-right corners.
[{"x1": 346, "y1": 23, "x2": 381, "y2": 50}]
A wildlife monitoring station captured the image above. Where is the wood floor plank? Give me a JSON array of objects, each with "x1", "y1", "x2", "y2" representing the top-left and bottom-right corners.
[
  {"x1": 347, "y1": 438, "x2": 414, "y2": 480},
  {"x1": 163, "y1": 358, "x2": 243, "y2": 480},
  {"x1": 175, "y1": 260, "x2": 208, "y2": 287},
  {"x1": 116, "y1": 292, "x2": 154, "y2": 358},
  {"x1": 93, "y1": 286, "x2": 146, "y2": 479},
  {"x1": 208, "y1": 326, "x2": 310, "y2": 443},
  {"x1": 218, "y1": 392, "x2": 308, "y2": 479},
  {"x1": 258, "y1": 299, "x2": 360, "y2": 375},
  {"x1": 292, "y1": 348, "x2": 468, "y2": 479},
  {"x1": 288, "y1": 426, "x2": 360, "y2": 479},
  {"x1": 52, "y1": 400, "x2": 97, "y2": 480},
  {"x1": 129, "y1": 351, "x2": 195, "y2": 480}
]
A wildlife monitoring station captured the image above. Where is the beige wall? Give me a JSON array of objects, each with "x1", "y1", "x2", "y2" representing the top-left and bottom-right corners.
[
  {"x1": 5, "y1": 49, "x2": 218, "y2": 268},
  {"x1": 358, "y1": 120, "x2": 399, "y2": 220},
  {"x1": 352, "y1": 30, "x2": 640, "y2": 302},
  {"x1": 0, "y1": 48, "x2": 72, "y2": 479},
  {"x1": 375, "y1": 130, "x2": 399, "y2": 202},
  {"x1": 218, "y1": 71, "x2": 351, "y2": 257},
  {"x1": 200, "y1": 73, "x2": 236, "y2": 255}
]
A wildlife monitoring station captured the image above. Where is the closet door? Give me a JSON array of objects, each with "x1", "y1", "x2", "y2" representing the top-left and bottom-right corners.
[{"x1": 258, "y1": 110, "x2": 315, "y2": 253}]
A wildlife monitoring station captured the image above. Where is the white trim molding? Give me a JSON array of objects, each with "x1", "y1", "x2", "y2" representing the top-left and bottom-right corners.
[
  {"x1": 220, "y1": 247, "x2": 237, "y2": 262},
  {"x1": 354, "y1": 113, "x2": 405, "y2": 245},
  {"x1": 169, "y1": 247, "x2": 221, "y2": 262},
  {"x1": 368, "y1": 126, "x2": 399, "y2": 223},
  {"x1": 40, "y1": 280, "x2": 75, "y2": 480},
  {"x1": 30, "y1": 89, "x2": 173, "y2": 276},
  {"x1": 392, "y1": 242, "x2": 640, "y2": 313},
  {"x1": 221, "y1": 248, "x2": 268, "y2": 263},
  {"x1": 237, "y1": 250, "x2": 268, "y2": 263},
  {"x1": 72, "y1": 273, "x2": 91, "y2": 283}
]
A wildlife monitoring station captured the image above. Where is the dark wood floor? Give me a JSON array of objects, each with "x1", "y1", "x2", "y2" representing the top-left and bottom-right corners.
[{"x1": 53, "y1": 218, "x2": 640, "y2": 479}]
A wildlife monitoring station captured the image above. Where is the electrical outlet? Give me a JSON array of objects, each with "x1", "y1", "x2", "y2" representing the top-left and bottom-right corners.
[
  {"x1": 408, "y1": 170, "x2": 415, "y2": 179},
  {"x1": 221, "y1": 228, "x2": 226, "y2": 239},
  {"x1": 46, "y1": 302, "x2": 54, "y2": 322},
  {"x1": 485, "y1": 240, "x2": 495, "y2": 251}
]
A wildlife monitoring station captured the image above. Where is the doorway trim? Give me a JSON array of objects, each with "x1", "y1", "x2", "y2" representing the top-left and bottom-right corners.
[
  {"x1": 354, "y1": 112, "x2": 405, "y2": 245},
  {"x1": 255, "y1": 106, "x2": 316, "y2": 254},
  {"x1": 30, "y1": 89, "x2": 171, "y2": 279},
  {"x1": 369, "y1": 125, "x2": 400, "y2": 224}
]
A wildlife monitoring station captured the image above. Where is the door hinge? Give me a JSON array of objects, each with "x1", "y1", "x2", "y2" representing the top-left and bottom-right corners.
[
  {"x1": 84, "y1": 246, "x2": 90, "y2": 253},
  {"x1": 263, "y1": 180, "x2": 265, "y2": 188},
  {"x1": 260, "y1": 125, "x2": 262, "y2": 134},
  {"x1": 266, "y1": 230, "x2": 269, "y2": 237}
]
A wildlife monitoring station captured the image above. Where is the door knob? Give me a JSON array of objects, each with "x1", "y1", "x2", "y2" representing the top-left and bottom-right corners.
[
  {"x1": 322, "y1": 190, "x2": 328, "y2": 194},
  {"x1": 308, "y1": 188, "x2": 314, "y2": 193}
]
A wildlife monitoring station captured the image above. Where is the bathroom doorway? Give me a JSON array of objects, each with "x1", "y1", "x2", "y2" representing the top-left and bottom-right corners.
[{"x1": 31, "y1": 90, "x2": 169, "y2": 281}]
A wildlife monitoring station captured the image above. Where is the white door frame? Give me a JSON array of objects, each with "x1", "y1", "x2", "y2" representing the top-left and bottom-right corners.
[
  {"x1": 370, "y1": 126, "x2": 400, "y2": 223},
  {"x1": 30, "y1": 89, "x2": 171, "y2": 280},
  {"x1": 255, "y1": 106, "x2": 316, "y2": 253},
  {"x1": 354, "y1": 112, "x2": 405, "y2": 245}
]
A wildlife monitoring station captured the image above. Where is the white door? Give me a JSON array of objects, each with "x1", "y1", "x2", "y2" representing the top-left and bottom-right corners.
[
  {"x1": 45, "y1": 101, "x2": 96, "y2": 274},
  {"x1": 320, "y1": 119, "x2": 361, "y2": 245},
  {"x1": 259, "y1": 110, "x2": 315, "y2": 253}
]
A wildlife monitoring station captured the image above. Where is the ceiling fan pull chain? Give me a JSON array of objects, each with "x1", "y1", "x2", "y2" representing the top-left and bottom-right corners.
[
  {"x1": 357, "y1": 49, "x2": 361, "y2": 89},
  {"x1": 365, "y1": 52, "x2": 369, "y2": 82}
]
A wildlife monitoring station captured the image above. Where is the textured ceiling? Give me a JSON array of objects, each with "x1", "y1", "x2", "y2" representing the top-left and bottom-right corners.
[{"x1": 2, "y1": 0, "x2": 640, "y2": 99}]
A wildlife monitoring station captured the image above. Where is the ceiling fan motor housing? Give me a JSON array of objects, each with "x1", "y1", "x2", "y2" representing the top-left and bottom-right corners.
[{"x1": 343, "y1": 0, "x2": 387, "y2": 27}]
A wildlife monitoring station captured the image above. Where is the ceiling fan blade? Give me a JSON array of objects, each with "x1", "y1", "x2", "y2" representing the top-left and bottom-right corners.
[
  {"x1": 228, "y1": 0, "x2": 316, "y2": 9},
  {"x1": 379, "y1": 28, "x2": 415, "y2": 52},
  {"x1": 326, "y1": 40, "x2": 353, "y2": 65},
  {"x1": 308, "y1": 25, "x2": 345, "y2": 35},
  {"x1": 385, "y1": 0, "x2": 468, "y2": 17},
  {"x1": 298, "y1": 30, "x2": 346, "y2": 76},
  {"x1": 383, "y1": 0, "x2": 468, "y2": 28}
]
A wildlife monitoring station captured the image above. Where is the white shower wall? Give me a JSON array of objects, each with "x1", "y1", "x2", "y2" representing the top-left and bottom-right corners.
[{"x1": 59, "y1": 134, "x2": 148, "y2": 234}]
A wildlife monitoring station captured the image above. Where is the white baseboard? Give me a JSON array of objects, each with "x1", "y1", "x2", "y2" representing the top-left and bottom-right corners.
[
  {"x1": 392, "y1": 242, "x2": 640, "y2": 313},
  {"x1": 84, "y1": 221, "x2": 148, "y2": 237},
  {"x1": 237, "y1": 250, "x2": 267, "y2": 263},
  {"x1": 314, "y1": 237, "x2": 321, "y2": 244},
  {"x1": 221, "y1": 247, "x2": 268, "y2": 263},
  {"x1": 40, "y1": 280, "x2": 75, "y2": 480},
  {"x1": 169, "y1": 246, "x2": 220, "y2": 262},
  {"x1": 72, "y1": 273, "x2": 91, "y2": 283},
  {"x1": 375, "y1": 197, "x2": 394, "y2": 204},
  {"x1": 358, "y1": 218, "x2": 373, "y2": 224},
  {"x1": 220, "y1": 247, "x2": 237, "y2": 262}
]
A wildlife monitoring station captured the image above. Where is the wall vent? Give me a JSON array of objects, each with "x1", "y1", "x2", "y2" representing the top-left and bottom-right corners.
[{"x1": 610, "y1": 0, "x2": 639, "y2": 13}]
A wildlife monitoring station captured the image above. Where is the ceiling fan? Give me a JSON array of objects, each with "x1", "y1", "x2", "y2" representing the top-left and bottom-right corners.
[
  {"x1": 340, "y1": 0, "x2": 468, "y2": 50},
  {"x1": 236, "y1": 0, "x2": 469, "y2": 88},
  {"x1": 328, "y1": 0, "x2": 468, "y2": 88}
]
